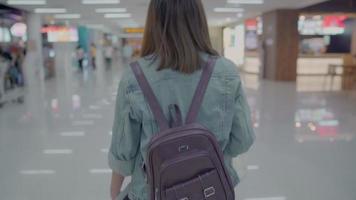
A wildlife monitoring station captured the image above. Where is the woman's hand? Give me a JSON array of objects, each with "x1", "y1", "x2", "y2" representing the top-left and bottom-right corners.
[{"x1": 111, "y1": 171, "x2": 125, "y2": 200}]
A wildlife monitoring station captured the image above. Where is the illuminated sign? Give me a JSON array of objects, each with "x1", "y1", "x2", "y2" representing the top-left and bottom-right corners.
[
  {"x1": 124, "y1": 28, "x2": 144, "y2": 33},
  {"x1": 41, "y1": 26, "x2": 78, "y2": 42},
  {"x1": 299, "y1": 15, "x2": 347, "y2": 35},
  {"x1": 245, "y1": 19, "x2": 257, "y2": 30}
]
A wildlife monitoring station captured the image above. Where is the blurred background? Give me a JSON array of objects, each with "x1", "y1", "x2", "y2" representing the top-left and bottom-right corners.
[{"x1": 0, "y1": 0, "x2": 355, "y2": 200}]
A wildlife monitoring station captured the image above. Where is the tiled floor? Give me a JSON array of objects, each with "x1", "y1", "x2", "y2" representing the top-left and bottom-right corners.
[{"x1": 1, "y1": 49, "x2": 356, "y2": 200}]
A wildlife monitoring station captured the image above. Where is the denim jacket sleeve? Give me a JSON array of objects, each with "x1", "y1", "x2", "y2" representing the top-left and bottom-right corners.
[
  {"x1": 224, "y1": 73, "x2": 255, "y2": 157},
  {"x1": 108, "y1": 69, "x2": 141, "y2": 176}
]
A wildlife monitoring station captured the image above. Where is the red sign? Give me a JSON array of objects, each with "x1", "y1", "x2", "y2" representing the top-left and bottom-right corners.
[
  {"x1": 41, "y1": 26, "x2": 71, "y2": 33},
  {"x1": 245, "y1": 18, "x2": 258, "y2": 30},
  {"x1": 322, "y1": 15, "x2": 347, "y2": 28}
]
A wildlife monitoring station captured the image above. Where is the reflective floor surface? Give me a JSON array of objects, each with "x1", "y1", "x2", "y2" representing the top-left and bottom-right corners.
[{"x1": 1, "y1": 48, "x2": 356, "y2": 200}]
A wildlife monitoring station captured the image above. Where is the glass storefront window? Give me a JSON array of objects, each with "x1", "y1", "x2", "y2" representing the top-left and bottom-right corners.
[{"x1": 0, "y1": 27, "x2": 11, "y2": 42}]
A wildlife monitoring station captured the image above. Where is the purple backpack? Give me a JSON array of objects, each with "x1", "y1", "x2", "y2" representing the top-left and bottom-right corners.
[{"x1": 130, "y1": 56, "x2": 235, "y2": 200}]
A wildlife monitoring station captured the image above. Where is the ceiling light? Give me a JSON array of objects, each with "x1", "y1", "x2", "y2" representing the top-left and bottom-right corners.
[
  {"x1": 228, "y1": 0, "x2": 264, "y2": 4},
  {"x1": 95, "y1": 8, "x2": 126, "y2": 13},
  {"x1": 7, "y1": 0, "x2": 46, "y2": 5},
  {"x1": 104, "y1": 13, "x2": 131, "y2": 18},
  {"x1": 35, "y1": 8, "x2": 67, "y2": 13},
  {"x1": 54, "y1": 14, "x2": 81, "y2": 19},
  {"x1": 82, "y1": 0, "x2": 119, "y2": 4},
  {"x1": 214, "y1": 8, "x2": 244, "y2": 13}
]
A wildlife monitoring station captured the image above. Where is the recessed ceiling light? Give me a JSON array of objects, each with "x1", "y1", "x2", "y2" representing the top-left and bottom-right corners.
[
  {"x1": 35, "y1": 8, "x2": 67, "y2": 13},
  {"x1": 104, "y1": 13, "x2": 131, "y2": 18},
  {"x1": 7, "y1": 0, "x2": 46, "y2": 5},
  {"x1": 95, "y1": 8, "x2": 127, "y2": 13},
  {"x1": 214, "y1": 8, "x2": 244, "y2": 13},
  {"x1": 54, "y1": 14, "x2": 81, "y2": 19},
  {"x1": 82, "y1": 0, "x2": 119, "y2": 4},
  {"x1": 228, "y1": 0, "x2": 264, "y2": 4}
]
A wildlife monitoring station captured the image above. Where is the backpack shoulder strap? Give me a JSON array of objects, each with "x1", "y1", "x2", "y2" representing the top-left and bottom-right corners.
[
  {"x1": 130, "y1": 61, "x2": 169, "y2": 131},
  {"x1": 185, "y1": 56, "x2": 217, "y2": 124}
]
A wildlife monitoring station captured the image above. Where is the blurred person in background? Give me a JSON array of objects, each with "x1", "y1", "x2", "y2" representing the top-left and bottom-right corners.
[
  {"x1": 90, "y1": 43, "x2": 97, "y2": 70},
  {"x1": 7, "y1": 43, "x2": 25, "y2": 87},
  {"x1": 122, "y1": 39, "x2": 133, "y2": 63},
  {"x1": 76, "y1": 45, "x2": 85, "y2": 72},
  {"x1": 0, "y1": 47, "x2": 11, "y2": 104},
  {"x1": 104, "y1": 44, "x2": 114, "y2": 68},
  {"x1": 108, "y1": 0, "x2": 255, "y2": 199}
]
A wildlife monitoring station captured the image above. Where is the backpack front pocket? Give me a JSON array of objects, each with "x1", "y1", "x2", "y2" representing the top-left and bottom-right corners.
[{"x1": 165, "y1": 169, "x2": 225, "y2": 200}]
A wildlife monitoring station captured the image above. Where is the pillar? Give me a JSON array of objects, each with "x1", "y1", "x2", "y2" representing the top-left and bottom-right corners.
[
  {"x1": 78, "y1": 26, "x2": 90, "y2": 53},
  {"x1": 23, "y1": 13, "x2": 44, "y2": 85},
  {"x1": 53, "y1": 42, "x2": 76, "y2": 115},
  {"x1": 351, "y1": 20, "x2": 356, "y2": 60},
  {"x1": 23, "y1": 13, "x2": 47, "y2": 133},
  {"x1": 261, "y1": 10, "x2": 299, "y2": 81},
  {"x1": 341, "y1": 19, "x2": 356, "y2": 90}
]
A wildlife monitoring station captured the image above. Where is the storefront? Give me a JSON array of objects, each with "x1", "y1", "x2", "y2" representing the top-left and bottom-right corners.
[
  {"x1": 0, "y1": 4, "x2": 27, "y2": 104},
  {"x1": 223, "y1": 17, "x2": 262, "y2": 73},
  {"x1": 297, "y1": 14, "x2": 355, "y2": 75},
  {"x1": 243, "y1": 18, "x2": 262, "y2": 74},
  {"x1": 41, "y1": 25, "x2": 79, "y2": 77},
  {"x1": 224, "y1": 14, "x2": 356, "y2": 83}
]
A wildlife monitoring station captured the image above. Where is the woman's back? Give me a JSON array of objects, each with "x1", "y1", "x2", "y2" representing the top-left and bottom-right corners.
[
  {"x1": 109, "y1": 54, "x2": 254, "y2": 200},
  {"x1": 109, "y1": 1, "x2": 254, "y2": 199}
]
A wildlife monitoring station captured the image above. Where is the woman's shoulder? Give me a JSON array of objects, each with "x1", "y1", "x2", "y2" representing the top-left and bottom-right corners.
[
  {"x1": 213, "y1": 56, "x2": 241, "y2": 78},
  {"x1": 121, "y1": 56, "x2": 158, "y2": 85},
  {"x1": 130, "y1": 55, "x2": 158, "y2": 72},
  {"x1": 121, "y1": 55, "x2": 241, "y2": 83}
]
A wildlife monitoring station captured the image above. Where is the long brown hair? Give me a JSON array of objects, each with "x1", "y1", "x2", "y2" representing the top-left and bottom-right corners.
[{"x1": 141, "y1": 0, "x2": 218, "y2": 74}]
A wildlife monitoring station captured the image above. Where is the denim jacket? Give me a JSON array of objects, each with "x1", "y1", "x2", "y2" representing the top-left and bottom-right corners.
[{"x1": 109, "y1": 54, "x2": 255, "y2": 200}]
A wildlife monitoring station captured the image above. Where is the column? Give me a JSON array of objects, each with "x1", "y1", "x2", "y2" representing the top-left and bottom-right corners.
[
  {"x1": 341, "y1": 19, "x2": 356, "y2": 89},
  {"x1": 23, "y1": 13, "x2": 47, "y2": 133},
  {"x1": 53, "y1": 42, "x2": 76, "y2": 115},
  {"x1": 23, "y1": 13, "x2": 44, "y2": 85},
  {"x1": 351, "y1": 20, "x2": 356, "y2": 60},
  {"x1": 260, "y1": 10, "x2": 299, "y2": 81},
  {"x1": 78, "y1": 26, "x2": 90, "y2": 53}
]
